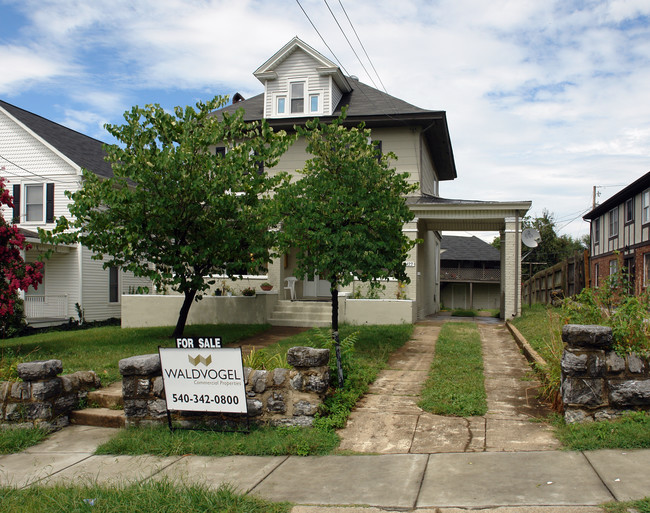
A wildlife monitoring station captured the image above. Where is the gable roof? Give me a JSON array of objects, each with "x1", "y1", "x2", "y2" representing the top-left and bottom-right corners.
[
  {"x1": 0, "y1": 99, "x2": 113, "y2": 179},
  {"x1": 440, "y1": 235, "x2": 500, "y2": 262},
  {"x1": 254, "y1": 37, "x2": 352, "y2": 93},
  {"x1": 214, "y1": 77, "x2": 457, "y2": 181},
  {"x1": 583, "y1": 170, "x2": 650, "y2": 220}
]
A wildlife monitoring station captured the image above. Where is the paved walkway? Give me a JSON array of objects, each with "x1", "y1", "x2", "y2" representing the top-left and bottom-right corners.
[
  {"x1": 1, "y1": 320, "x2": 649, "y2": 511},
  {"x1": 338, "y1": 319, "x2": 559, "y2": 453},
  {"x1": 1, "y1": 425, "x2": 648, "y2": 511}
]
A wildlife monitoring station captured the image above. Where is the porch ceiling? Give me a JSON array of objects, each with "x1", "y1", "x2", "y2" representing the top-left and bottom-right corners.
[{"x1": 407, "y1": 196, "x2": 532, "y2": 232}]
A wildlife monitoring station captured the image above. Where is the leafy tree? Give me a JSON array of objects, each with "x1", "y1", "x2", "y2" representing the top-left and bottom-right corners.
[
  {"x1": 0, "y1": 178, "x2": 43, "y2": 336},
  {"x1": 43, "y1": 97, "x2": 293, "y2": 337},
  {"x1": 276, "y1": 112, "x2": 417, "y2": 386}
]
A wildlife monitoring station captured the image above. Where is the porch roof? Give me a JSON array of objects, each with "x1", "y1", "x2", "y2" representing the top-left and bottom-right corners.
[{"x1": 407, "y1": 195, "x2": 531, "y2": 232}]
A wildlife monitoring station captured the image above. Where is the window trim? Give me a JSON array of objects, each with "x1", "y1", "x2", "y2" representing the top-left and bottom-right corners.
[
  {"x1": 276, "y1": 96, "x2": 286, "y2": 115},
  {"x1": 309, "y1": 93, "x2": 320, "y2": 114},
  {"x1": 290, "y1": 80, "x2": 305, "y2": 114},
  {"x1": 594, "y1": 263, "x2": 599, "y2": 288},
  {"x1": 645, "y1": 253, "x2": 650, "y2": 287}
]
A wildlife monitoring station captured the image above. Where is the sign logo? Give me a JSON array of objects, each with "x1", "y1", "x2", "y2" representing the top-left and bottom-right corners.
[{"x1": 188, "y1": 354, "x2": 212, "y2": 367}]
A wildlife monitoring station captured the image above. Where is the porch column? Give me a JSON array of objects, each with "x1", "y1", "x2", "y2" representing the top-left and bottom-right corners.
[{"x1": 501, "y1": 216, "x2": 523, "y2": 319}]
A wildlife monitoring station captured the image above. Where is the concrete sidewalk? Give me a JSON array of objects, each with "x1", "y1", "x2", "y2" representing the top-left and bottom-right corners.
[{"x1": 1, "y1": 425, "x2": 649, "y2": 511}]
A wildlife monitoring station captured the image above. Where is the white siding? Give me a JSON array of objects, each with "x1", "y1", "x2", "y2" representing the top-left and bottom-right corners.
[
  {"x1": 264, "y1": 49, "x2": 333, "y2": 117},
  {"x1": 80, "y1": 246, "x2": 152, "y2": 322}
]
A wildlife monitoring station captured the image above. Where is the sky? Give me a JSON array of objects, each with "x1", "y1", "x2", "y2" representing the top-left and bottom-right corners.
[{"x1": 1, "y1": 0, "x2": 650, "y2": 242}]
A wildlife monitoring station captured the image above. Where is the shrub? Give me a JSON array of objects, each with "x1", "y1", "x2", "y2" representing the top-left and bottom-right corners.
[{"x1": 562, "y1": 268, "x2": 650, "y2": 355}]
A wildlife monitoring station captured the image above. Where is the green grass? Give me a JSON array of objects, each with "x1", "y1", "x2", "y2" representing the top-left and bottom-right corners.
[
  {"x1": 0, "y1": 324, "x2": 269, "y2": 384},
  {"x1": 553, "y1": 411, "x2": 650, "y2": 450},
  {"x1": 451, "y1": 308, "x2": 477, "y2": 317},
  {"x1": 602, "y1": 497, "x2": 650, "y2": 513},
  {"x1": 0, "y1": 426, "x2": 50, "y2": 454},
  {"x1": 98, "y1": 425, "x2": 339, "y2": 457},
  {"x1": 510, "y1": 304, "x2": 564, "y2": 404},
  {"x1": 0, "y1": 481, "x2": 290, "y2": 513},
  {"x1": 417, "y1": 322, "x2": 487, "y2": 416}
]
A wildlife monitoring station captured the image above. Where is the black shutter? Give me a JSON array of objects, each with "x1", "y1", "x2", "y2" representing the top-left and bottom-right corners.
[
  {"x1": 46, "y1": 183, "x2": 54, "y2": 223},
  {"x1": 12, "y1": 184, "x2": 20, "y2": 224}
]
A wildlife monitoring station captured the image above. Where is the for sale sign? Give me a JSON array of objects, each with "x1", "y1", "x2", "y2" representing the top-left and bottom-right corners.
[{"x1": 159, "y1": 347, "x2": 247, "y2": 414}]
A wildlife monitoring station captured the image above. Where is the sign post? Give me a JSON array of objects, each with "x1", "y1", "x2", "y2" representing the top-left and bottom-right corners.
[{"x1": 159, "y1": 346, "x2": 248, "y2": 431}]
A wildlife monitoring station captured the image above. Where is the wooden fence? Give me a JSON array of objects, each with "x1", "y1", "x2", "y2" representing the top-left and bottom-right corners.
[{"x1": 522, "y1": 251, "x2": 589, "y2": 306}]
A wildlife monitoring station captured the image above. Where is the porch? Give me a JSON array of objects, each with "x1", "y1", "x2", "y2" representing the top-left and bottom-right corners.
[{"x1": 24, "y1": 295, "x2": 70, "y2": 327}]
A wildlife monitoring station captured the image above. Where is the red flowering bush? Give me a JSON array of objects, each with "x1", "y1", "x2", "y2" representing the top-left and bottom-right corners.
[{"x1": 1, "y1": 178, "x2": 43, "y2": 331}]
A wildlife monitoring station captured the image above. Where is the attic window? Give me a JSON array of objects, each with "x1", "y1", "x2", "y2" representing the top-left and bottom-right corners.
[
  {"x1": 277, "y1": 97, "x2": 286, "y2": 114},
  {"x1": 290, "y1": 82, "x2": 305, "y2": 113}
]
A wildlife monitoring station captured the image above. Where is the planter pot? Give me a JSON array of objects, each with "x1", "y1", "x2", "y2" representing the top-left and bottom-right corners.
[{"x1": 261, "y1": 285, "x2": 273, "y2": 291}]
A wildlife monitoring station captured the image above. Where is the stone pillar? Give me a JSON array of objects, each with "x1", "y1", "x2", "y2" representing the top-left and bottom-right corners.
[{"x1": 561, "y1": 324, "x2": 650, "y2": 423}]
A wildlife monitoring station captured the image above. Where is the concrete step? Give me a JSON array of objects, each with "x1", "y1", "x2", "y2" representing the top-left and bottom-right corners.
[
  {"x1": 70, "y1": 407, "x2": 125, "y2": 428},
  {"x1": 87, "y1": 381, "x2": 123, "y2": 408},
  {"x1": 269, "y1": 300, "x2": 332, "y2": 328},
  {"x1": 268, "y1": 318, "x2": 331, "y2": 328}
]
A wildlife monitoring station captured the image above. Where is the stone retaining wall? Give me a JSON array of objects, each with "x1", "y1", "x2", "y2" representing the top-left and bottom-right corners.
[
  {"x1": 0, "y1": 360, "x2": 100, "y2": 431},
  {"x1": 119, "y1": 346, "x2": 330, "y2": 428},
  {"x1": 561, "y1": 324, "x2": 650, "y2": 423}
]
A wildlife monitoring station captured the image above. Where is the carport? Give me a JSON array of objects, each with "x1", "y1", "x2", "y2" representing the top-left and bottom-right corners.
[{"x1": 406, "y1": 195, "x2": 532, "y2": 320}]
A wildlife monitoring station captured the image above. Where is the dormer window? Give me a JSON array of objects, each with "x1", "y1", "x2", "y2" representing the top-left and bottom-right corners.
[
  {"x1": 277, "y1": 97, "x2": 286, "y2": 114},
  {"x1": 290, "y1": 81, "x2": 305, "y2": 113},
  {"x1": 309, "y1": 94, "x2": 320, "y2": 113}
]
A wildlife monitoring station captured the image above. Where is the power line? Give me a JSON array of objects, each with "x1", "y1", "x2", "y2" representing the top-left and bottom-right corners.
[
  {"x1": 0, "y1": 153, "x2": 79, "y2": 185},
  {"x1": 294, "y1": 0, "x2": 353, "y2": 77},
  {"x1": 323, "y1": 0, "x2": 380, "y2": 91},
  {"x1": 337, "y1": 0, "x2": 388, "y2": 93}
]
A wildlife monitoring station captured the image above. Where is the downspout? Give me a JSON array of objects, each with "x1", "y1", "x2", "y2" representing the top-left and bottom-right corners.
[{"x1": 78, "y1": 242, "x2": 83, "y2": 320}]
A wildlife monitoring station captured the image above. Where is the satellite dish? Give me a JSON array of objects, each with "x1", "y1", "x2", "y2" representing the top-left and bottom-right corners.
[{"x1": 522, "y1": 228, "x2": 541, "y2": 248}]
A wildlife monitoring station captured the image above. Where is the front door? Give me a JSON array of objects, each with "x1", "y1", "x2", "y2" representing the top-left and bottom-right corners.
[{"x1": 303, "y1": 274, "x2": 331, "y2": 297}]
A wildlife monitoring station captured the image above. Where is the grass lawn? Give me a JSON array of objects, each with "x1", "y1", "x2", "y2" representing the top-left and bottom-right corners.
[
  {"x1": 417, "y1": 322, "x2": 487, "y2": 416},
  {"x1": 0, "y1": 481, "x2": 290, "y2": 513},
  {"x1": 0, "y1": 324, "x2": 270, "y2": 384},
  {"x1": 0, "y1": 426, "x2": 49, "y2": 455}
]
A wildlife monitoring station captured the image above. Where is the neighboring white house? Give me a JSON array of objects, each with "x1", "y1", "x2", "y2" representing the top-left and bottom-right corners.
[{"x1": 0, "y1": 99, "x2": 151, "y2": 326}]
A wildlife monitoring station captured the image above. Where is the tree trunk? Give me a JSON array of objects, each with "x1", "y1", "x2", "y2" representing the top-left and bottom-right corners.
[
  {"x1": 173, "y1": 289, "x2": 197, "y2": 338},
  {"x1": 331, "y1": 286, "x2": 344, "y2": 388}
]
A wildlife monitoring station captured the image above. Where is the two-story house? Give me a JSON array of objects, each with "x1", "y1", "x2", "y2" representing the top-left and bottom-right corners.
[
  {"x1": 440, "y1": 235, "x2": 501, "y2": 311},
  {"x1": 200, "y1": 37, "x2": 531, "y2": 323},
  {"x1": 0, "y1": 100, "x2": 152, "y2": 326},
  {"x1": 583, "y1": 170, "x2": 650, "y2": 294}
]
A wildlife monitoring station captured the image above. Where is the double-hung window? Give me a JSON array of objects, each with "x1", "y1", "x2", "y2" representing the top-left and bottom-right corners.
[
  {"x1": 593, "y1": 218, "x2": 600, "y2": 246},
  {"x1": 609, "y1": 207, "x2": 618, "y2": 238},
  {"x1": 25, "y1": 184, "x2": 44, "y2": 222},
  {"x1": 16, "y1": 183, "x2": 54, "y2": 224},
  {"x1": 290, "y1": 81, "x2": 305, "y2": 114},
  {"x1": 643, "y1": 189, "x2": 650, "y2": 224},
  {"x1": 645, "y1": 254, "x2": 650, "y2": 287},
  {"x1": 109, "y1": 267, "x2": 119, "y2": 303},
  {"x1": 625, "y1": 198, "x2": 634, "y2": 223}
]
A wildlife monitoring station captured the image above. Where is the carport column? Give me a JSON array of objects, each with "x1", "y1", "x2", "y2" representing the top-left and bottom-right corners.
[
  {"x1": 501, "y1": 216, "x2": 522, "y2": 319},
  {"x1": 403, "y1": 219, "x2": 418, "y2": 306}
]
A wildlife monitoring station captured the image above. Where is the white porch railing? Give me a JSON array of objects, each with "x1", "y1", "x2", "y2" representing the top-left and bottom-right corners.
[{"x1": 24, "y1": 295, "x2": 69, "y2": 319}]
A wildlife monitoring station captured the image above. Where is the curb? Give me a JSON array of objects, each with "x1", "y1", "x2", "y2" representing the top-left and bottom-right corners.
[{"x1": 505, "y1": 320, "x2": 548, "y2": 370}]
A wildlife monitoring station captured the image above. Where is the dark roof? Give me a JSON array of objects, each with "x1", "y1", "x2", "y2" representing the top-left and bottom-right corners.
[
  {"x1": 440, "y1": 235, "x2": 500, "y2": 262},
  {"x1": 583, "y1": 171, "x2": 650, "y2": 220},
  {"x1": 0, "y1": 99, "x2": 113, "y2": 179},
  {"x1": 213, "y1": 78, "x2": 457, "y2": 181},
  {"x1": 407, "y1": 194, "x2": 505, "y2": 206}
]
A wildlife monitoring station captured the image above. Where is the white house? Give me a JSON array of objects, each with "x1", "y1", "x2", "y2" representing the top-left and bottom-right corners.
[
  {"x1": 123, "y1": 37, "x2": 531, "y2": 328},
  {"x1": 0, "y1": 100, "x2": 151, "y2": 326}
]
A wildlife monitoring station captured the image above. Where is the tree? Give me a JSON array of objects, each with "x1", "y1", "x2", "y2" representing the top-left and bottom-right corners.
[
  {"x1": 0, "y1": 178, "x2": 43, "y2": 335},
  {"x1": 276, "y1": 112, "x2": 417, "y2": 386},
  {"x1": 43, "y1": 97, "x2": 293, "y2": 337}
]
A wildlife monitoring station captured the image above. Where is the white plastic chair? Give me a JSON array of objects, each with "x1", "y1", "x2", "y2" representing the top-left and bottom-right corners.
[{"x1": 284, "y1": 277, "x2": 297, "y2": 300}]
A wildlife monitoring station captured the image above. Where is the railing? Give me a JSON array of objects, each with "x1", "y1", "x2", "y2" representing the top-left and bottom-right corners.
[
  {"x1": 24, "y1": 295, "x2": 68, "y2": 319},
  {"x1": 440, "y1": 267, "x2": 500, "y2": 282}
]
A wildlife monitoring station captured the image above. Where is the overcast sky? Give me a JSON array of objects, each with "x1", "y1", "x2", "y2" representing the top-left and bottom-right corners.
[{"x1": 1, "y1": 0, "x2": 649, "y2": 241}]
